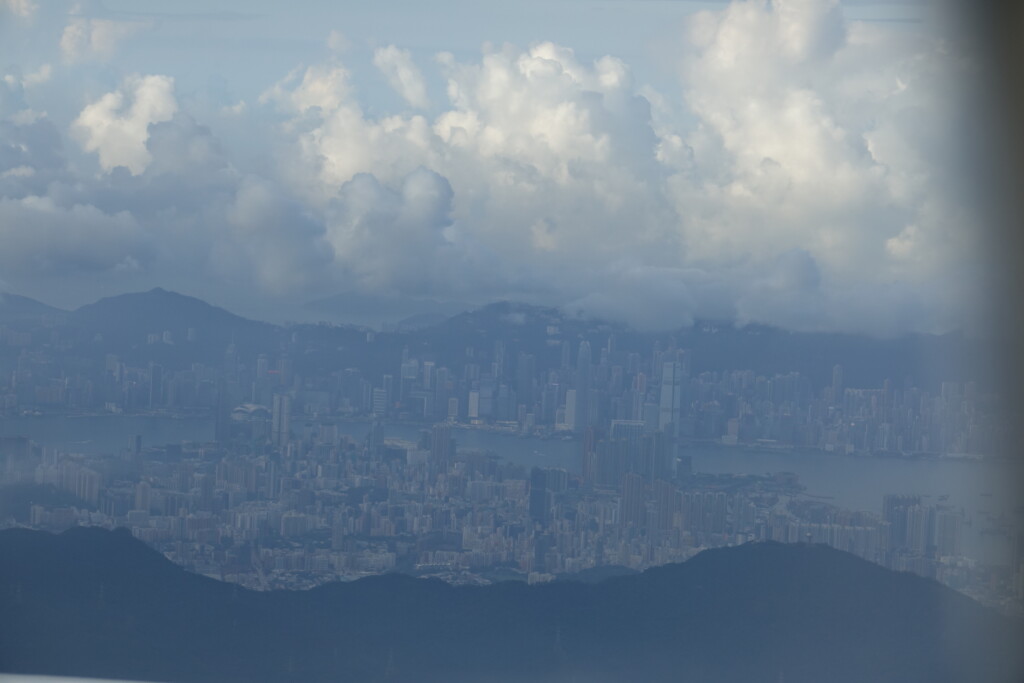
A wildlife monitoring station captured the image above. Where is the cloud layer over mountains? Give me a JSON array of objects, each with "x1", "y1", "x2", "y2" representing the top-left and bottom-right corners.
[{"x1": 0, "y1": 0, "x2": 987, "y2": 334}]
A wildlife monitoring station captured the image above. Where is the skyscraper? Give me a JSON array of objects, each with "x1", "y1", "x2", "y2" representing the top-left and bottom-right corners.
[
  {"x1": 659, "y1": 361, "x2": 683, "y2": 436},
  {"x1": 148, "y1": 362, "x2": 163, "y2": 409},
  {"x1": 832, "y1": 364, "x2": 844, "y2": 406},
  {"x1": 516, "y1": 352, "x2": 536, "y2": 411},
  {"x1": 575, "y1": 341, "x2": 592, "y2": 432},
  {"x1": 529, "y1": 467, "x2": 551, "y2": 525},
  {"x1": 430, "y1": 422, "x2": 454, "y2": 471},
  {"x1": 564, "y1": 389, "x2": 577, "y2": 431},
  {"x1": 214, "y1": 379, "x2": 231, "y2": 443},
  {"x1": 621, "y1": 472, "x2": 646, "y2": 528},
  {"x1": 271, "y1": 393, "x2": 291, "y2": 449}
]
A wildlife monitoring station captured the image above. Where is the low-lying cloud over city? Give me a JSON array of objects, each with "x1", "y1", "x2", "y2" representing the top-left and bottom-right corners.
[{"x1": 0, "y1": 0, "x2": 984, "y2": 334}]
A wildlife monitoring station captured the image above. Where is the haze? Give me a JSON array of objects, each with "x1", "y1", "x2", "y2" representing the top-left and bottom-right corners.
[{"x1": 0, "y1": 0, "x2": 985, "y2": 335}]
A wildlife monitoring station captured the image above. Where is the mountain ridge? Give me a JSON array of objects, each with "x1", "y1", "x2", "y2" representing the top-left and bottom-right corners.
[
  {"x1": 5, "y1": 287, "x2": 971, "y2": 341},
  {"x1": 70, "y1": 287, "x2": 268, "y2": 334},
  {"x1": 0, "y1": 291, "x2": 67, "y2": 324},
  {"x1": 0, "y1": 288, "x2": 984, "y2": 387},
  {"x1": 1, "y1": 526, "x2": 1020, "y2": 683}
]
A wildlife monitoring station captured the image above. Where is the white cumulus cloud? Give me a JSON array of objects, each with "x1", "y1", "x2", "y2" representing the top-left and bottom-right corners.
[
  {"x1": 0, "y1": 0, "x2": 36, "y2": 18},
  {"x1": 0, "y1": 195, "x2": 147, "y2": 274},
  {"x1": 0, "y1": 0, "x2": 986, "y2": 335},
  {"x1": 60, "y1": 16, "x2": 151, "y2": 63},
  {"x1": 373, "y1": 45, "x2": 430, "y2": 109},
  {"x1": 71, "y1": 75, "x2": 178, "y2": 175}
]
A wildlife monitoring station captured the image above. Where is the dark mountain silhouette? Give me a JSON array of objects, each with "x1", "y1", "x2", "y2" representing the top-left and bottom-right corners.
[
  {"x1": 0, "y1": 288, "x2": 987, "y2": 389},
  {"x1": 556, "y1": 563, "x2": 637, "y2": 583},
  {"x1": 67, "y1": 288, "x2": 278, "y2": 360},
  {"x1": 1, "y1": 527, "x2": 1019, "y2": 683},
  {"x1": 0, "y1": 292, "x2": 66, "y2": 324},
  {"x1": 70, "y1": 288, "x2": 266, "y2": 340}
]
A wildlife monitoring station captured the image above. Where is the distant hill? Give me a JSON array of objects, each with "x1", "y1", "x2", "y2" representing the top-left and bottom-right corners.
[
  {"x1": 70, "y1": 288, "x2": 265, "y2": 339},
  {"x1": 305, "y1": 291, "x2": 468, "y2": 329},
  {"x1": 556, "y1": 563, "x2": 637, "y2": 583},
  {"x1": 0, "y1": 292, "x2": 66, "y2": 324},
  {"x1": 68, "y1": 288, "x2": 278, "y2": 359},
  {"x1": 667, "y1": 321, "x2": 976, "y2": 389},
  {"x1": 1, "y1": 527, "x2": 1019, "y2": 683},
  {"x1": 392, "y1": 312, "x2": 450, "y2": 332},
  {"x1": 402, "y1": 301, "x2": 978, "y2": 389},
  {"x1": 0, "y1": 288, "x2": 985, "y2": 388}
]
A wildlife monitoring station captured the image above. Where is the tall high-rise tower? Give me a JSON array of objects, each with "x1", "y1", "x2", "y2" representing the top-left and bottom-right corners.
[
  {"x1": 271, "y1": 393, "x2": 291, "y2": 449},
  {"x1": 430, "y1": 422, "x2": 454, "y2": 471},
  {"x1": 659, "y1": 361, "x2": 683, "y2": 435},
  {"x1": 832, "y1": 364, "x2": 844, "y2": 406},
  {"x1": 575, "y1": 341, "x2": 592, "y2": 432}
]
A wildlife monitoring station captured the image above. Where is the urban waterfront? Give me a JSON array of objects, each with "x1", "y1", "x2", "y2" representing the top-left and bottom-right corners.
[
  {"x1": 2, "y1": 413, "x2": 1014, "y2": 563},
  {"x1": 3, "y1": 2, "x2": 1023, "y2": 679}
]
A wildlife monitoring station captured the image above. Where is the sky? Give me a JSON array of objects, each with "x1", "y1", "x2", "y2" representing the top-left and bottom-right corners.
[{"x1": 0, "y1": 0, "x2": 993, "y2": 334}]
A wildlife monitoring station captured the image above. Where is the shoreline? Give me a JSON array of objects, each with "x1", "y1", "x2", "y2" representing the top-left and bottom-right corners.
[{"x1": 0, "y1": 410, "x2": 1005, "y2": 463}]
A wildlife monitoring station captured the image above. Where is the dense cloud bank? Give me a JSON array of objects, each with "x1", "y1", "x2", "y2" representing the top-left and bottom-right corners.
[{"x1": 0, "y1": 0, "x2": 986, "y2": 334}]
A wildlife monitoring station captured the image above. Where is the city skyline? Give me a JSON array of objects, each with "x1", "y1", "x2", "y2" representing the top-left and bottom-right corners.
[
  {"x1": 0, "y1": 286, "x2": 1015, "y2": 614},
  {"x1": 3, "y1": 1, "x2": 1023, "y2": 681}
]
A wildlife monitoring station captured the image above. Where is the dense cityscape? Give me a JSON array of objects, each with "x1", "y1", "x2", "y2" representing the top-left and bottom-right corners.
[
  {"x1": 3, "y1": 0, "x2": 1023, "y2": 679},
  {"x1": 0, "y1": 291, "x2": 1019, "y2": 616}
]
